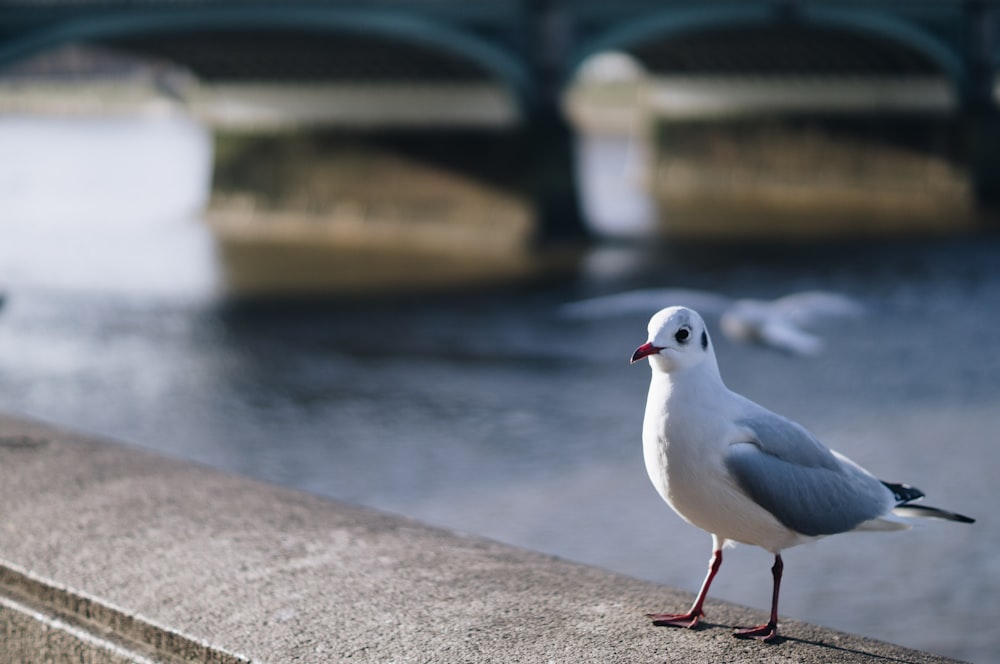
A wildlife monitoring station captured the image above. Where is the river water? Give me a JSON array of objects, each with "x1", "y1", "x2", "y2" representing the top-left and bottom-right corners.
[{"x1": 1, "y1": 115, "x2": 997, "y2": 663}]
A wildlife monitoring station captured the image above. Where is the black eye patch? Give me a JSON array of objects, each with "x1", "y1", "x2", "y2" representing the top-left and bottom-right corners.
[
  {"x1": 701, "y1": 331, "x2": 708, "y2": 350},
  {"x1": 675, "y1": 327, "x2": 690, "y2": 343}
]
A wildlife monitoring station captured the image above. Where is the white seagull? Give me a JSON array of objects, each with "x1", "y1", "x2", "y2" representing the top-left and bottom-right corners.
[{"x1": 630, "y1": 306, "x2": 974, "y2": 642}]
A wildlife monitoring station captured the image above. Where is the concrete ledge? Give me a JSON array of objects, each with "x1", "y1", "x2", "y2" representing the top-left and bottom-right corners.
[{"x1": 0, "y1": 414, "x2": 960, "y2": 663}]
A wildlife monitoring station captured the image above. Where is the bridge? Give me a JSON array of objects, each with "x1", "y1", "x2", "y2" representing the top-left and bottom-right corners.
[{"x1": 2, "y1": 0, "x2": 999, "y2": 239}]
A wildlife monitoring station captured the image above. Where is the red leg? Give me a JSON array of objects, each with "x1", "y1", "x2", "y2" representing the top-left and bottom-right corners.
[
  {"x1": 648, "y1": 548, "x2": 722, "y2": 629},
  {"x1": 734, "y1": 553, "x2": 782, "y2": 643}
]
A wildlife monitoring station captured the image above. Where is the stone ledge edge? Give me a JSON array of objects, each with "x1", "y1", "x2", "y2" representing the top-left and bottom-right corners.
[{"x1": 0, "y1": 561, "x2": 249, "y2": 664}]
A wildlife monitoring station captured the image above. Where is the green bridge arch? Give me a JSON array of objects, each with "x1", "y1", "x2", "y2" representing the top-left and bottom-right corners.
[
  {"x1": 568, "y1": 4, "x2": 967, "y2": 102},
  {"x1": 0, "y1": 6, "x2": 534, "y2": 108}
]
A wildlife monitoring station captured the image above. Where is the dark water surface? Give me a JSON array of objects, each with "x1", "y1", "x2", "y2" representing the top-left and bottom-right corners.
[{"x1": 0, "y1": 221, "x2": 997, "y2": 662}]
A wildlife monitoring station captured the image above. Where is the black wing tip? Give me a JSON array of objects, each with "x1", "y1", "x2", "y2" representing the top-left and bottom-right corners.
[{"x1": 882, "y1": 481, "x2": 925, "y2": 505}]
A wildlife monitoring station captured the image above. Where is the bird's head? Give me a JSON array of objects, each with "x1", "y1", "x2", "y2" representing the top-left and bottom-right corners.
[{"x1": 631, "y1": 306, "x2": 714, "y2": 373}]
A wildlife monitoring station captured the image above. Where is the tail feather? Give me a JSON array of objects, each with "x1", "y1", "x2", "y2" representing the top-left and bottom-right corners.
[
  {"x1": 892, "y1": 504, "x2": 975, "y2": 524},
  {"x1": 882, "y1": 481, "x2": 974, "y2": 524}
]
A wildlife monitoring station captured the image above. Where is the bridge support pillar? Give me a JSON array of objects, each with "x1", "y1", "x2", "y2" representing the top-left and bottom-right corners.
[
  {"x1": 965, "y1": 110, "x2": 1000, "y2": 219},
  {"x1": 961, "y1": 1, "x2": 1000, "y2": 224},
  {"x1": 522, "y1": 105, "x2": 587, "y2": 242}
]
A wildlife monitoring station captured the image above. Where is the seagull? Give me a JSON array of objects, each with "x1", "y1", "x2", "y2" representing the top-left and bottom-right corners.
[
  {"x1": 630, "y1": 306, "x2": 974, "y2": 642},
  {"x1": 562, "y1": 288, "x2": 863, "y2": 355},
  {"x1": 718, "y1": 291, "x2": 863, "y2": 355}
]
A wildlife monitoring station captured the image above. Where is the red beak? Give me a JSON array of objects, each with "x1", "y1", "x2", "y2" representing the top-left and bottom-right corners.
[{"x1": 631, "y1": 342, "x2": 663, "y2": 364}]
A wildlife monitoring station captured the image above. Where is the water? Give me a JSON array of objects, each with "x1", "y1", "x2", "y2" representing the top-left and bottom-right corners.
[{"x1": 2, "y1": 116, "x2": 998, "y2": 663}]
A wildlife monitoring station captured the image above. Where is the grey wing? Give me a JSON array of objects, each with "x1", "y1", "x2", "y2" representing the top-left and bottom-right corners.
[
  {"x1": 725, "y1": 415, "x2": 893, "y2": 536},
  {"x1": 770, "y1": 291, "x2": 865, "y2": 326},
  {"x1": 757, "y1": 318, "x2": 824, "y2": 355}
]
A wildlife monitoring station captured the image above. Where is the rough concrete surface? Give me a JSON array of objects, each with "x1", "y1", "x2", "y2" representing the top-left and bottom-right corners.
[{"x1": 0, "y1": 414, "x2": 963, "y2": 663}]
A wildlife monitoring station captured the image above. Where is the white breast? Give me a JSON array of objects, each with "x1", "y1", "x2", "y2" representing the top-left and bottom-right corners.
[{"x1": 642, "y1": 374, "x2": 808, "y2": 551}]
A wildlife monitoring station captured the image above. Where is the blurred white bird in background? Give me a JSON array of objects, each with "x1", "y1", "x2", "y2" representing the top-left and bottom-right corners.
[{"x1": 562, "y1": 288, "x2": 863, "y2": 355}]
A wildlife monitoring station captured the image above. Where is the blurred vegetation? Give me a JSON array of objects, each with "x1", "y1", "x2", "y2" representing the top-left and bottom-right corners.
[{"x1": 651, "y1": 114, "x2": 977, "y2": 239}]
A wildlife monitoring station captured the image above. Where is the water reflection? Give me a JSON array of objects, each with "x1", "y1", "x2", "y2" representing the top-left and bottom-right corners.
[
  {"x1": 215, "y1": 237, "x2": 575, "y2": 296},
  {"x1": 0, "y1": 114, "x2": 216, "y2": 296},
  {"x1": 0, "y1": 114, "x2": 210, "y2": 226}
]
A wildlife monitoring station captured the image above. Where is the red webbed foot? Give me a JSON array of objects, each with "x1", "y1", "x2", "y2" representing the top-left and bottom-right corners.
[
  {"x1": 733, "y1": 621, "x2": 779, "y2": 643},
  {"x1": 647, "y1": 610, "x2": 703, "y2": 629}
]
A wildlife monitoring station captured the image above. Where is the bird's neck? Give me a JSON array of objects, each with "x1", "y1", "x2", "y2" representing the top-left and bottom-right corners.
[{"x1": 654, "y1": 359, "x2": 725, "y2": 405}]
